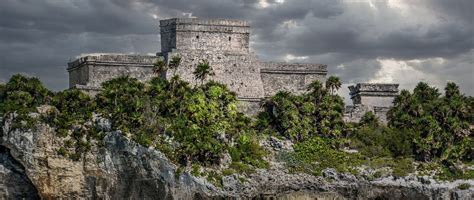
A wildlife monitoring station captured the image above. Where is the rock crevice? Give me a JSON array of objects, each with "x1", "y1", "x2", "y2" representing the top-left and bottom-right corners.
[{"x1": 0, "y1": 145, "x2": 40, "y2": 200}]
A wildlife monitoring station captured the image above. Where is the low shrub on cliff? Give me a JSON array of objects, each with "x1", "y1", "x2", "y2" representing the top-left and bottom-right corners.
[
  {"x1": 0, "y1": 74, "x2": 53, "y2": 130},
  {"x1": 0, "y1": 83, "x2": 5, "y2": 115},
  {"x1": 96, "y1": 76, "x2": 147, "y2": 133},
  {"x1": 280, "y1": 136, "x2": 363, "y2": 175},
  {"x1": 52, "y1": 89, "x2": 95, "y2": 135},
  {"x1": 49, "y1": 89, "x2": 97, "y2": 160},
  {"x1": 350, "y1": 125, "x2": 414, "y2": 159}
]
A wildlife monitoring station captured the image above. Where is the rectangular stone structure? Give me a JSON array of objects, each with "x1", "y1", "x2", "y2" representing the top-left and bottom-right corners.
[
  {"x1": 345, "y1": 83, "x2": 399, "y2": 124},
  {"x1": 159, "y1": 18, "x2": 265, "y2": 100},
  {"x1": 349, "y1": 83, "x2": 399, "y2": 108},
  {"x1": 260, "y1": 62, "x2": 327, "y2": 97},
  {"x1": 160, "y1": 18, "x2": 250, "y2": 54},
  {"x1": 67, "y1": 54, "x2": 160, "y2": 94}
]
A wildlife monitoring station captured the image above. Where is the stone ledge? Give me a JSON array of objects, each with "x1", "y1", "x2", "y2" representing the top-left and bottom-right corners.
[
  {"x1": 260, "y1": 69, "x2": 327, "y2": 75},
  {"x1": 237, "y1": 97, "x2": 262, "y2": 102},
  {"x1": 260, "y1": 62, "x2": 327, "y2": 72},
  {"x1": 351, "y1": 92, "x2": 399, "y2": 97},
  {"x1": 72, "y1": 85, "x2": 101, "y2": 91},
  {"x1": 349, "y1": 83, "x2": 399, "y2": 96},
  {"x1": 67, "y1": 54, "x2": 160, "y2": 71},
  {"x1": 160, "y1": 18, "x2": 249, "y2": 27}
]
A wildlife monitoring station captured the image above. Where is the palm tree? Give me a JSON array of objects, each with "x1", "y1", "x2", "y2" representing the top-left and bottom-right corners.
[
  {"x1": 193, "y1": 60, "x2": 214, "y2": 85},
  {"x1": 307, "y1": 80, "x2": 326, "y2": 102},
  {"x1": 445, "y1": 82, "x2": 460, "y2": 99},
  {"x1": 168, "y1": 56, "x2": 182, "y2": 76},
  {"x1": 153, "y1": 59, "x2": 167, "y2": 76},
  {"x1": 260, "y1": 97, "x2": 277, "y2": 115},
  {"x1": 325, "y1": 76, "x2": 342, "y2": 95}
]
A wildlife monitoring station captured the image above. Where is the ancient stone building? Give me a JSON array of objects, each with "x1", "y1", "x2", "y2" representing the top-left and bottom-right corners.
[
  {"x1": 344, "y1": 83, "x2": 399, "y2": 124},
  {"x1": 67, "y1": 18, "x2": 398, "y2": 120},
  {"x1": 68, "y1": 18, "x2": 327, "y2": 114},
  {"x1": 67, "y1": 54, "x2": 159, "y2": 95}
]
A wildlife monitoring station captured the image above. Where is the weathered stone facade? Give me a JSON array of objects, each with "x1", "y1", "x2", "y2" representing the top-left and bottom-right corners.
[
  {"x1": 67, "y1": 18, "x2": 327, "y2": 114},
  {"x1": 67, "y1": 54, "x2": 160, "y2": 95},
  {"x1": 344, "y1": 83, "x2": 399, "y2": 124},
  {"x1": 260, "y1": 62, "x2": 327, "y2": 97}
]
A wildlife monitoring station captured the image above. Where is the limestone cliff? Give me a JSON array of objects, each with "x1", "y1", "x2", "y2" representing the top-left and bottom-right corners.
[{"x1": 0, "y1": 117, "x2": 472, "y2": 199}]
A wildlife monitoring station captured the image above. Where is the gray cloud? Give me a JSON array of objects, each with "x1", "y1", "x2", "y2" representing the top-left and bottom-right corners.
[{"x1": 0, "y1": 0, "x2": 472, "y2": 99}]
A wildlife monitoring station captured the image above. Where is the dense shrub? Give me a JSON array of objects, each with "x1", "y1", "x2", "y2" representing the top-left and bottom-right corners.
[
  {"x1": 96, "y1": 77, "x2": 147, "y2": 133},
  {"x1": 229, "y1": 133, "x2": 268, "y2": 169},
  {"x1": 286, "y1": 136, "x2": 363, "y2": 175},
  {"x1": 1, "y1": 74, "x2": 53, "y2": 114},
  {"x1": 388, "y1": 82, "x2": 473, "y2": 162},
  {"x1": 94, "y1": 76, "x2": 264, "y2": 166},
  {"x1": 0, "y1": 74, "x2": 54, "y2": 130},
  {"x1": 257, "y1": 79, "x2": 345, "y2": 142},
  {"x1": 351, "y1": 125, "x2": 414, "y2": 158},
  {"x1": 52, "y1": 89, "x2": 95, "y2": 136}
]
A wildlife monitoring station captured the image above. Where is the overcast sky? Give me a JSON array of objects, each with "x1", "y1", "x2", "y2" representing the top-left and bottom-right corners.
[{"x1": 0, "y1": 0, "x2": 473, "y2": 102}]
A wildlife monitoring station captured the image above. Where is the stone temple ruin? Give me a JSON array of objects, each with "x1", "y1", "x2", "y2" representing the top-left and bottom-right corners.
[
  {"x1": 344, "y1": 83, "x2": 399, "y2": 124},
  {"x1": 67, "y1": 18, "x2": 399, "y2": 121}
]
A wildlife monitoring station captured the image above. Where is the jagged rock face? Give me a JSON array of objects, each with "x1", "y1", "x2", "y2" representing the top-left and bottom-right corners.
[
  {"x1": 1, "y1": 118, "x2": 220, "y2": 199},
  {"x1": 0, "y1": 146, "x2": 40, "y2": 200},
  {"x1": 0, "y1": 117, "x2": 473, "y2": 199}
]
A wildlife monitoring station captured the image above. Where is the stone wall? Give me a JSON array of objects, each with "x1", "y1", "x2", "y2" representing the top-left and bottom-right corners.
[
  {"x1": 349, "y1": 83, "x2": 399, "y2": 106},
  {"x1": 67, "y1": 54, "x2": 160, "y2": 89},
  {"x1": 345, "y1": 83, "x2": 399, "y2": 124},
  {"x1": 260, "y1": 62, "x2": 327, "y2": 97},
  {"x1": 344, "y1": 105, "x2": 392, "y2": 124},
  {"x1": 160, "y1": 18, "x2": 250, "y2": 54},
  {"x1": 163, "y1": 50, "x2": 265, "y2": 99}
]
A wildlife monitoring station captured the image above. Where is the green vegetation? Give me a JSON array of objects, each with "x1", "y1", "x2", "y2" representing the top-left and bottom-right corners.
[
  {"x1": 257, "y1": 77, "x2": 344, "y2": 141},
  {"x1": 0, "y1": 74, "x2": 53, "y2": 130},
  {"x1": 258, "y1": 79, "x2": 472, "y2": 179},
  {"x1": 285, "y1": 137, "x2": 363, "y2": 175},
  {"x1": 193, "y1": 60, "x2": 214, "y2": 84},
  {"x1": 1, "y1": 65, "x2": 472, "y2": 185},
  {"x1": 457, "y1": 183, "x2": 471, "y2": 190}
]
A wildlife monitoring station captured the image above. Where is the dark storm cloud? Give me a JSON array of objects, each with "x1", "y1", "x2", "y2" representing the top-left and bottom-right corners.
[
  {"x1": 0, "y1": 0, "x2": 159, "y2": 89},
  {"x1": 427, "y1": 0, "x2": 474, "y2": 23},
  {"x1": 0, "y1": 0, "x2": 472, "y2": 98},
  {"x1": 0, "y1": 0, "x2": 156, "y2": 35}
]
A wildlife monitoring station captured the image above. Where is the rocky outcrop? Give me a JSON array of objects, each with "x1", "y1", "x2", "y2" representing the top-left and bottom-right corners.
[
  {"x1": 1, "y1": 116, "x2": 221, "y2": 199},
  {"x1": 1, "y1": 116, "x2": 473, "y2": 199},
  {"x1": 0, "y1": 146, "x2": 40, "y2": 199}
]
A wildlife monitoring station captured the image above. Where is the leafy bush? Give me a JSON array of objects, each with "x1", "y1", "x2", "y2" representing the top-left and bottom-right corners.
[
  {"x1": 229, "y1": 133, "x2": 268, "y2": 168},
  {"x1": 51, "y1": 89, "x2": 94, "y2": 135},
  {"x1": 1, "y1": 74, "x2": 53, "y2": 130},
  {"x1": 286, "y1": 136, "x2": 363, "y2": 175},
  {"x1": 457, "y1": 183, "x2": 471, "y2": 190},
  {"x1": 359, "y1": 111, "x2": 379, "y2": 127},
  {"x1": 388, "y1": 82, "x2": 473, "y2": 162},
  {"x1": 257, "y1": 79, "x2": 345, "y2": 142},
  {"x1": 351, "y1": 126, "x2": 414, "y2": 158},
  {"x1": 94, "y1": 76, "x2": 264, "y2": 167},
  {"x1": 96, "y1": 76, "x2": 147, "y2": 134}
]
